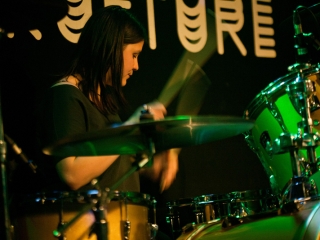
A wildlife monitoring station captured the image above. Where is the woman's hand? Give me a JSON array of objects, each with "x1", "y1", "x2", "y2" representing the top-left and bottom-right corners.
[
  {"x1": 144, "y1": 101, "x2": 167, "y2": 120},
  {"x1": 141, "y1": 148, "x2": 180, "y2": 192},
  {"x1": 125, "y1": 100, "x2": 179, "y2": 191},
  {"x1": 124, "y1": 100, "x2": 167, "y2": 125}
]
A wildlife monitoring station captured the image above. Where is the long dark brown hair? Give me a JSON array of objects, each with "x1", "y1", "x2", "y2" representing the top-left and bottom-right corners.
[{"x1": 65, "y1": 6, "x2": 147, "y2": 115}]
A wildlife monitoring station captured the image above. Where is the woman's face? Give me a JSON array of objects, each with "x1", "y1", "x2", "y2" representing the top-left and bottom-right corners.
[{"x1": 121, "y1": 40, "x2": 144, "y2": 86}]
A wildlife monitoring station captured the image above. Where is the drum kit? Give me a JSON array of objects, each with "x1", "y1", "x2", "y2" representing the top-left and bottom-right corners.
[
  {"x1": 9, "y1": 116, "x2": 254, "y2": 240},
  {"x1": 1, "y1": 3, "x2": 320, "y2": 240}
]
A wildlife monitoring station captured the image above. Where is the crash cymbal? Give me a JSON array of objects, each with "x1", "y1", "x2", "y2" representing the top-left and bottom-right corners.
[{"x1": 43, "y1": 115, "x2": 254, "y2": 157}]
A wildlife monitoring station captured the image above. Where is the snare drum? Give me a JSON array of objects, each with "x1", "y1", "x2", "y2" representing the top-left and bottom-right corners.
[
  {"x1": 177, "y1": 200, "x2": 320, "y2": 240},
  {"x1": 13, "y1": 190, "x2": 151, "y2": 240},
  {"x1": 166, "y1": 194, "x2": 230, "y2": 238},
  {"x1": 244, "y1": 67, "x2": 320, "y2": 195}
]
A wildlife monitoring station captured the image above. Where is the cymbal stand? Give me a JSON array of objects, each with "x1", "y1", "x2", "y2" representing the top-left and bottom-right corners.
[
  {"x1": 109, "y1": 151, "x2": 153, "y2": 192},
  {"x1": 0, "y1": 27, "x2": 12, "y2": 240},
  {"x1": 91, "y1": 136, "x2": 155, "y2": 240},
  {"x1": 53, "y1": 200, "x2": 95, "y2": 239},
  {"x1": 109, "y1": 104, "x2": 157, "y2": 190},
  {"x1": 107, "y1": 136, "x2": 157, "y2": 240}
]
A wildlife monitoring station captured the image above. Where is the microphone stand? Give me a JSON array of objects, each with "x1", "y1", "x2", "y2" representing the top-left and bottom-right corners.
[
  {"x1": 0, "y1": 27, "x2": 12, "y2": 240},
  {"x1": 293, "y1": 8, "x2": 320, "y2": 64},
  {"x1": 4, "y1": 134, "x2": 37, "y2": 173}
]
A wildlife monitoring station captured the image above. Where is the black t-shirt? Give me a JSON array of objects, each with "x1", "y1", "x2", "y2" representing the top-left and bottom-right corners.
[{"x1": 35, "y1": 83, "x2": 140, "y2": 192}]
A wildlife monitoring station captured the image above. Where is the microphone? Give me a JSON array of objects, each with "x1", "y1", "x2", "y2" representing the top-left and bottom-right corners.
[
  {"x1": 293, "y1": 9, "x2": 303, "y2": 35},
  {"x1": 4, "y1": 134, "x2": 37, "y2": 173},
  {"x1": 293, "y1": 8, "x2": 309, "y2": 62}
]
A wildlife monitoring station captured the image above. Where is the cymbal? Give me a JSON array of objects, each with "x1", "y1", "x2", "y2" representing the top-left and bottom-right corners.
[{"x1": 43, "y1": 115, "x2": 254, "y2": 157}]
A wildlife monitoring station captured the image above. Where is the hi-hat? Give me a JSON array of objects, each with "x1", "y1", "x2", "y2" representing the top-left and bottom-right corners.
[{"x1": 43, "y1": 115, "x2": 254, "y2": 157}]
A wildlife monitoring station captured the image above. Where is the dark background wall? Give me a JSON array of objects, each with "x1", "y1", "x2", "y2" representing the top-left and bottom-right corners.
[{"x1": 1, "y1": 1, "x2": 320, "y2": 236}]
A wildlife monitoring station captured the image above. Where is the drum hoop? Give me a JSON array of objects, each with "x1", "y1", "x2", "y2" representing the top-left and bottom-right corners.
[
  {"x1": 244, "y1": 67, "x2": 320, "y2": 119},
  {"x1": 18, "y1": 190, "x2": 151, "y2": 206},
  {"x1": 167, "y1": 194, "x2": 231, "y2": 207},
  {"x1": 230, "y1": 189, "x2": 276, "y2": 203},
  {"x1": 193, "y1": 194, "x2": 231, "y2": 204}
]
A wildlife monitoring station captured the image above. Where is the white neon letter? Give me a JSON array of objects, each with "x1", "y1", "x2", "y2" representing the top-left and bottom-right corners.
[{"x1": 215, "y1": 0, "x2": 247, "y2": 56}]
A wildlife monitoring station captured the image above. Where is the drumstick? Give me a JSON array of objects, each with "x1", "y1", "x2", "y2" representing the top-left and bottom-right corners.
[
  {"x1": 157, "y1": 9, "x2": 225, "y2": 108},
  {"x1": 175, "y1": 64, "x2": 211, "y2": 115},
  {"x1": 157, "y1": 59, "x2": 195, "y2": 107}
]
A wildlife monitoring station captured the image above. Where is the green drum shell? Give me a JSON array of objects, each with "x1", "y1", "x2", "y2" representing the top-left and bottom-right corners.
[{"x1": 244, "y1": 68, "x2": 320, "y2": 195}]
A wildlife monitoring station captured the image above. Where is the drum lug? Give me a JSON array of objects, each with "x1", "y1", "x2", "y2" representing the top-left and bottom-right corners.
[
  {"x1": 181, "y1": 222, "x2": 196, "y2": 233},
  {"x1": 147, "y1": 223, "x2": 158, "y2": 240},
  {"x1": 230, "y1": 203, "x2": 250, "y2": 218},
  {"x1": 123, "y1": 220, "x2": 131, "y2": 240},
  {"x1": 272, "y1": 132, "x2": 319, "y2": 154},
  {"x1": 221, "y1": 216, "x2": 244, "y2": 228}
]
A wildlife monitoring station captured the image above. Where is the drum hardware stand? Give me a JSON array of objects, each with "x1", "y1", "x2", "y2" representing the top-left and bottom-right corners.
[
  {"x1": 148, "y1": 198, "x2": 158, "y2": 240},
  {"x1": 192, "y1": 201, "x2": 204, "y2": 225},
  {"x1": 0, "y1": 132, "x2": 12, "y2": 240},
  {"x1": 123, "y1": 197, "x2": 131, "y2": 240},
  {"x1": 53, "y1": 180, "x2": 109, "y2": 240},
  {"x1": 229, "y1": 202, "x2": 250, "y2": 219},
  {"x1": 166, "y1": 198, "x2": 208, "y2": 239},
  {"x1": 0, "y1": 27, "x2": 13, "y2": 240},
  {"x1": 4, "y1": 134, "x2": 37, "y2": 173},
  {"x1": 166, "y1": 201, "x2": 181, "y2": 239},
  {"x1": 283, "y1": 7, "x2": 320, "y2": 204},
  {"x1": 107, "y1": 106, "x2": 158, "y2": 193},
  {"x1": 91, "y1": 184, "x2": 108, "y2": 240},
  {"x1": 221, "y1": 216, "x2": 244, "y2": 228},
  {"x1": 271, "y1": 65, "x2": 320, "y2": 212},
  {"x1": 56, "y1": 196, "x2": 66, "y2": 240}
]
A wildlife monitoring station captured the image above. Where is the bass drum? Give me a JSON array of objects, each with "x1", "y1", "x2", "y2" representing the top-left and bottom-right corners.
[
  {"x1": 12, "y1": 190, "x2": 152, "y2": 240},
  {"x1": 177, "y1": 200, "x2": 320, "y2": 240},
  {"x1": 244, "y1": 66, "x2": 320, "y2": 195}
]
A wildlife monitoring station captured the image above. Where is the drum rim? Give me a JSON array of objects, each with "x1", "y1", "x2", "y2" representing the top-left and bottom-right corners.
[
  {"x1": 17, "y1": 190, "x2": 151, "y2": 205},
  {"x1": 167, "y1": 194, "x2": 231, "y2": 207},
  {"x1": 244, "y1": 67, "x2": 320, "y2": 119},
  {"x1": 230, "y1": 188, "x2": 276, "y2": 203}
]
